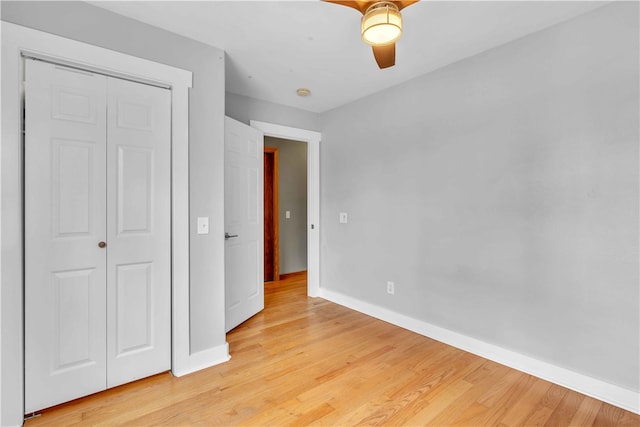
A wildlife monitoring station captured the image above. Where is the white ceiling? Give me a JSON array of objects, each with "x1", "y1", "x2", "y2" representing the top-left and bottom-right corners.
[{"x1": 90, "y1": 1, "x2": 608, "y2": 113}]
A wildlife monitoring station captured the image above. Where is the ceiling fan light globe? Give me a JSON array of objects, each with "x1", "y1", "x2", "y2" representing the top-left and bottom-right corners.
[
  {"x1": 361, "y1": 2, "x2": 402, "y2": 46},
  {"x1": 362, "y1": 23, "x2": 402, "y2": 45}
]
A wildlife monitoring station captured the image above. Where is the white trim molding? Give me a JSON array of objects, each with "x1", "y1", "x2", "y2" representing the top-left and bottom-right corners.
[
  {"x1": 319, "y1": 287, "x2": 640, "y2": 415},
  {"x1": 1, "y1": 22, "x2": 196, "y2": 426},
  {"x1": 249, "y1": 121, "x2": 322, "y2": 298},
  {"x1": 171, "y1": 343, "x2": 231, "y2": 378}
]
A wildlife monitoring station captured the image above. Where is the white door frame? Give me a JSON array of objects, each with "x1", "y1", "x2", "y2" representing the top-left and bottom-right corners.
[
  {"x1": 1, "y1": 22, "x2": 193, "y2": 426},
  {"x1": 250, "y1": 121, "x2": 321, "y2": 297}
]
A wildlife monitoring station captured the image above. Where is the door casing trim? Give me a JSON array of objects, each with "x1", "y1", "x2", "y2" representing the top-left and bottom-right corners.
[{"x1": 250, "y1": 121, "x2": 321, "y2": 297}]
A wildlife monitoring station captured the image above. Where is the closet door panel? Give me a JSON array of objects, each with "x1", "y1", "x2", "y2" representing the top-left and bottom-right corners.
[
  {"x1": 106, "y1": 77, "x2": 171, "y2": 388},
  {"x1": 24, "y1": 59, "x2": 108, "y2": 413}
]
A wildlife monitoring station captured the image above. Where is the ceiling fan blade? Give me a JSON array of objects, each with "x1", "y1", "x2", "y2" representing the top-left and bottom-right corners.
[
  {"x1": 372, "y1": 44, "x2": 396, "y2": 69},
  {"x1": 394, "y1": 0, "x2": 420, "y2": 11},
  {"x1": 321, "y1": 0, "x2": 369, "y2": 14},
  {"x1": 323, "y1": 0, "x2": 420, "y2": 13}
]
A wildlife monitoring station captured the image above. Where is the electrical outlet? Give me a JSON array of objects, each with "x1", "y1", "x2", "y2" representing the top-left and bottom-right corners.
[
  {"x1": 387, "y1": 281, "x2": 395, "y2": 295},
  {"x1": 339, "y1": 212, "x2": 348, "y2": 223}
]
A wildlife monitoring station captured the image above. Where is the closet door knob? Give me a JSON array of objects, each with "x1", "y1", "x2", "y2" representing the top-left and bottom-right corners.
[{"x1": 98, "y1": 241, "x2": 107, "y2": 248}]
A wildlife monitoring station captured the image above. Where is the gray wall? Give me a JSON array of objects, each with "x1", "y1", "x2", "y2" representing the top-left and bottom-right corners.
[
  {"x1": 319, "y1": 1, "x2": 639, "y2": 392},
  {"x1": 265, "y1": 137, "x2": 308, "y2": 274},
  {"x1": 2, "y1": 1, "x2": 226, "y2": 354},
  {"x1": 226, "y1": 92, "x2": 320, "y2": 131}
]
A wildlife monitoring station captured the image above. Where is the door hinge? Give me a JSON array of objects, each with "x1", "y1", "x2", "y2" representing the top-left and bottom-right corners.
[{"x1": 24, "y1": 413, "x2": 42, "y2": 421}]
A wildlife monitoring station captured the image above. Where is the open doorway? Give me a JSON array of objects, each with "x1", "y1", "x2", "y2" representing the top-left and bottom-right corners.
[
  {"x1": 250, "y1": 120, "x2": 321, "y2": 298},
  {"x1": 264, "y1": 138, "x2": 308, "y2": 284}
]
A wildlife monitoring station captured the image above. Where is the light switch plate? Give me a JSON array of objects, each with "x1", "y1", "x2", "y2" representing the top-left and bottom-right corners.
[
  {"x1": 286, "y1": 210, "x2": 291, "y2": 219},
  {"x1": 197, "y1": 217, "x2": 209, "y2": 234},
  {"x1": 339, "y1": 212, "x2": 348, "y2": 224}
]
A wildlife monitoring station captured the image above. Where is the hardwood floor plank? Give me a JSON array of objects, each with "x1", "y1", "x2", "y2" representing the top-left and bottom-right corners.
[
  {"x1": 452, "y1": 368, "x2": 528, "y2": 426},
  {"x1": 568, "y1": 396, "x2": 603, "y2": 427},
  {"x1": 497, "y1": 377, "x2": 554, "y2": 427},
  {"x1": 481, "y1": 373, "x2": 540, "y2": 426},
  {"x1": 545, "y1": 387, "x2": 585, "y2": 426},
  {"x1": 426, "y1": 363, "x2": 513, "y2": 426},
  {"x1": 593, "y1": 402, "x2": 626, "y2": 427},
  {"x1": 361, "y1": 353, "x2": 487, "y2": 426},
  {"x1": 520, "y1": 383, "x2": 568, "y2": 426},
  {"x1": 25, "y1": 275, "x2": 640, "y2": 427},
  {"x1": 402, "y1": 378, "x2": 475, "y2": 426},
  {"x1": 343, "y1": 352, "x2": 483, "y2": 426}
]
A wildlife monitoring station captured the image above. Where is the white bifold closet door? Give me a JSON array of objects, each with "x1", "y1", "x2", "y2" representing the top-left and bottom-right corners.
[{"x1": 24, "y1": 58, "x2": 171, "y2": 413}]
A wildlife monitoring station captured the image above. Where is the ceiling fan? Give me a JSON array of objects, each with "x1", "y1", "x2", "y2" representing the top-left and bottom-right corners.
[{"x1": 324, "y1": 0, "x2": 419, "y2": 69}]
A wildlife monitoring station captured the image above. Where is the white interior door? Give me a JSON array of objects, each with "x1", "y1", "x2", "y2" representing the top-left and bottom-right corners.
[
  {"x1": 105, "y1": 77, "x2": 171, "y2": 388},
  {"x1": 224, "y1": 116, "x2": 264, "y2": 332},
  {"x1": 25, "y1": 58, "x2": 171, "y2": 412},
  {"x1": 25, "y1": 59, "x2": 108, "y2": 412}
]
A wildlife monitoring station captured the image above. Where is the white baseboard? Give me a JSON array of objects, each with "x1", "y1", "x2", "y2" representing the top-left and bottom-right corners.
[
  {"x1": 171, "y1": 342, "x2": 231, "y2": 377},
  {"x1": 318, "y1": 288, "x2": 640, "y2": 415}
]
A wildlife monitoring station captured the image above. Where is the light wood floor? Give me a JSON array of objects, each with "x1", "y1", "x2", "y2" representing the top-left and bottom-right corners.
[{"x1": 27, "y1": 272, "x2": 640, "y2": 426}]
